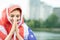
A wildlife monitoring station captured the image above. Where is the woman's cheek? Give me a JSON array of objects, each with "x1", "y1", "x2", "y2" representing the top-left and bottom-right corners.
[
  {"x1": 17, "y1": 18, "x2": 20, "y2": 22},
  {"x1": 10, "y1": 18, "x2": 14, "y2": 23}
]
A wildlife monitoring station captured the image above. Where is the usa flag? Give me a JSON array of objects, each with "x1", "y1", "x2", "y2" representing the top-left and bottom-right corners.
[{"x1": 27, "y1": 28, "x2": 36, "y2": 40}]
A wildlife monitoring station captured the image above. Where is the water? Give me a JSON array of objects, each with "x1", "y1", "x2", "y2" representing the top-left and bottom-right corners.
[{"x1": 34, "y1": 32, "x2": 60, "y2": 40}]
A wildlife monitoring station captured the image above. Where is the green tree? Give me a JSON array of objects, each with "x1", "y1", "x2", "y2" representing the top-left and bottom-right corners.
[
  {"x1": 25, "y1": 19, "x2": 41, "y2": 28},
  {"x1": 43, "y1": 13, "x2": 58, "y2": 28}
]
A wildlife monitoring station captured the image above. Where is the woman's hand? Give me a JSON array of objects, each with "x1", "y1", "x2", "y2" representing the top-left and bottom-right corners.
[
  {"x1": 5, "y1": 18, "x2": 16, "y2": 40},
  {"x1": 5, "y1": 17, "x2": 23, "y2": 40},
  {"x1": 11, "y1": 18, "x2": 16, "y2": 33},
  {"x1": 15, "y1": 20, "x2": 23, "y2": 40},
  {"x1": 16, "y1": 26, "x2": 23, "y2": 40}
]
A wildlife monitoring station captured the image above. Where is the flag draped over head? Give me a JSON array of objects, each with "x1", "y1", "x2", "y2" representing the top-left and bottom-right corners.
[
  {"x1": 0, "y1": 5, "x2": 36, "y2": 40},
  {"x1": 0, "y1": 5, "x2": 24, "y2": 40},
  {"x1": 0, "y1": 0, "x2": 36, "y2": 40},
  {"x1": 0, "y1": 0, "x2": 23, "y2": 20}
]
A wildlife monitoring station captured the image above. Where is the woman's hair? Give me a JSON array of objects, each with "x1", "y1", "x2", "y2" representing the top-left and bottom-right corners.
[{"x1": 10, "y1": 8, "x2": 22, "y2": 14}]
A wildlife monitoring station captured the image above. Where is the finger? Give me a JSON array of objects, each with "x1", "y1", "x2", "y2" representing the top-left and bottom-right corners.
[
  {"x1": 14, "y1": 17, "x2": 16, "y2": 22},
  {"x1": 13, "y1": 18, "x2": 17, "y2": 24}
]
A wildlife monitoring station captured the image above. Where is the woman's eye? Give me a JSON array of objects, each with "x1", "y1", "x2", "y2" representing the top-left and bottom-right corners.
[
  {"x1": 11, "y1": 15, "x2": 14, "y2": 17},
  {"x1": 16, "y1": 15, "x2": 20, "y2": 18}
]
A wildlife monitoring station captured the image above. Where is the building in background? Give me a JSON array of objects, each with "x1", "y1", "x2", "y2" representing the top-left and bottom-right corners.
[
  {"x1": 53, "y1": 8, "x2": 60, "y2": 17},
  {"x1": 53, "y1": 8, "x2": 60, "y2": 22},
  {"x1": 29, "y1": 0, "x2": 40, "y2": 20},
  {"x1": 40, "y1": 2, "x2": 53, "y2": 21},
  {"x1": 29, "y1": 0, "x2": 53, "y2": 21}
]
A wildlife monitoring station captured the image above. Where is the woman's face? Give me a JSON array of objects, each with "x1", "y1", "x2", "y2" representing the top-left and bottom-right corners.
[{"x1": 9, "y1": 10, "x2": 21, "y2": 23}]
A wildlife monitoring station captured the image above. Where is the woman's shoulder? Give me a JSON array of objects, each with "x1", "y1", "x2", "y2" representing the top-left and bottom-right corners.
[
  {"x1": 22, "y1": 23, "x2": 28, "y2": 28},
  {"x1": 0, "y1": 25, "x2": 7, "y2": 35},
  {"x1": 22, "y1": 23, "x2": 33, "y2": 33},
  {"x1": 22, "y1": 23, "x2": 36, "y2": 40},
  {"x1": 0, "y1": 25, "x2": 7, "y2": 40}
]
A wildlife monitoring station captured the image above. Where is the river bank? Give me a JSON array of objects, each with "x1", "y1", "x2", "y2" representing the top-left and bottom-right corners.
[{"x1": 31, "y1": 28, "x2": 60, "y2": 33}]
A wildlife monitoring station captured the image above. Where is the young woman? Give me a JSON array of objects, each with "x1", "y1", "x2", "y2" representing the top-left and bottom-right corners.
[{"x1": 0, "y1": 5, "x2": 36, "y2": 40}]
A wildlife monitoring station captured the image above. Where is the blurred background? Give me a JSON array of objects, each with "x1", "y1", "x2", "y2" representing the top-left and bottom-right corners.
[
  {"x1": 0, "y1": 0, "x2": 60, "y2": 40},
  {"x1": 24, "y1": 0, "x2": 60, "y2": 40}
]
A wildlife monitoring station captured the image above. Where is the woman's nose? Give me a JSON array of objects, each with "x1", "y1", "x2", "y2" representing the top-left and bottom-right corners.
[{"x1": 14, "y1": 16, "x2": 17, "y2": 20}]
